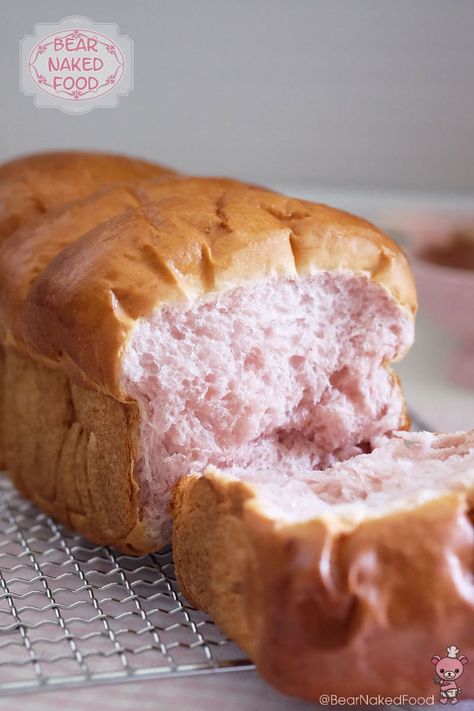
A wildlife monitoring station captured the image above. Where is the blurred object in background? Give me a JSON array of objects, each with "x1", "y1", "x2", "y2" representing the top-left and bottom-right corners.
[
  {"x1": 403, "y1": 217, "x2": 474, "y2": 390},
  {"x1": 421, "y1": 229, "x2": 474, "y2": 270},
  {"x1": 2, "y1": 0, "x2": 474, "y2": 192}
]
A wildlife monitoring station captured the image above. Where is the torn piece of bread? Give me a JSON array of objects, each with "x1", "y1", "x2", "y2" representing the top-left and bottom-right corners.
[
  {"x1": 2, "y1": 179, "x2": 415, "y2": 551},
  {"x1": 172, "y1": 430, "x2": 474, "y2": 700}
]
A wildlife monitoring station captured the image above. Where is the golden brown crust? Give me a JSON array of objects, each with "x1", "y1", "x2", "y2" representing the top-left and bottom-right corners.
[
  {"x1": 172, "y1": 470, "x2": 474, "y2": 701},
  {"x1": 172, "y1": 475, "x2": 260, "y2": 657},
  {"x1": 2, "y1": 347, "x2": 159, "y2": 553},
  {"x1": 0, "y1": 176, "x2": 256, "y2": 351},
  {"x1": 0, "y1": 150, "x2": 174, "y2": 240},
  {"x1": 0, "y1": 185, "x2": 141, "y2": 347},
  {"x1": 0, "y1": 150, "x2": 174, "y2": 469},
  {"x1": 22, "y1": 181, "x2": 417, "y2": 398}
]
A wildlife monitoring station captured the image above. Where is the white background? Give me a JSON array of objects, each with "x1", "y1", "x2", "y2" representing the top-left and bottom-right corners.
[{"x1": 1, "y1": 0, "x2": 474, "y2": 192}]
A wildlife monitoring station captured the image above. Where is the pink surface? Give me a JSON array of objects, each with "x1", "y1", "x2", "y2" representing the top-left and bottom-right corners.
[
  {"x1": 122, "y1": 273, "x2": 413, "y2": 541},
  {"x1": 246, "y1": 429, "x2": 474, "y2": 521}
]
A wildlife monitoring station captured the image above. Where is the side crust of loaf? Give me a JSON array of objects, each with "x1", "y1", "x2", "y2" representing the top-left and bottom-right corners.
[
  {"x1": 1, "y1": 348, "x2": 159, "y2": 554},
  {"x1": 172, "y1": 470, "x2": 474, "y2": 700}
]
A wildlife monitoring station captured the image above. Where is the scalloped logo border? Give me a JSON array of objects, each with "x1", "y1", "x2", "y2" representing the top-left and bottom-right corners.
[{"x1": 20, "y1": 16, "x2": 133, "y2": 114}]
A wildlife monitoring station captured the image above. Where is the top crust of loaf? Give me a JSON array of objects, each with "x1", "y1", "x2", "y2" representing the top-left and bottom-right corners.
[
  {"x1": 0, "y1": 176, "x2": 259, "y2": 351},
  {"x1": 23, "y1": 179, "x2": 417, "y2": 398},
  {"x1": 0, "y1": 150, "x2": 174, "y2": 240}
]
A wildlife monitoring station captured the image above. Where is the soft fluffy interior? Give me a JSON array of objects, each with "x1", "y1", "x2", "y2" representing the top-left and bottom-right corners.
[
  {"x1": 122, "y1": 272, "x2": 413, "y2": 540},
  {"x1": 241, "y1": 430, "x2": 474, "y2": 524}
]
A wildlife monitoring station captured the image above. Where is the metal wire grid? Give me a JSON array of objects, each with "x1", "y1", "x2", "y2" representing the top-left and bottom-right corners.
[
  {"x1": 0, "y1": 413, "x2": 426, "y2": 697},
  {"x1": 0, "y1": 476, "x2": 253, "y2": 697}
]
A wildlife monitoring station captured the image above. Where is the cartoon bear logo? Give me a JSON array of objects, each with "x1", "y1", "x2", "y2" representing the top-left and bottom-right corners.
[{"x1": 432, "y1": 645, "x2": 468, "y2": 705}]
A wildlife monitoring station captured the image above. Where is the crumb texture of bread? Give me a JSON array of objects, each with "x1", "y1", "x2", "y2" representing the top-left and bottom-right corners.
[{"x1": 123, "y1": 271, "x2": 413, "y2": 542}]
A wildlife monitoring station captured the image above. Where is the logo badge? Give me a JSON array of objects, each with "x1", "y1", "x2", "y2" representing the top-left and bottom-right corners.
[
  {"x1": 20, "y1": 16, "x2": 133, "y2": 114},
  {"x1": 432, "y1": 645, "x2": 468, "y2": 705}
]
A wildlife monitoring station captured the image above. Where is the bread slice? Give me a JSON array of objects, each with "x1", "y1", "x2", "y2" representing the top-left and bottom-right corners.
[
  {"x1": 1, "y1": 177, "x2": 415, "y2": 551},
  {"x1": 0, "y1": 151, "x2": 174, "y2": 470},
  {"x1": 172, "y1": 430, "x2": 474, "y2": 700}
]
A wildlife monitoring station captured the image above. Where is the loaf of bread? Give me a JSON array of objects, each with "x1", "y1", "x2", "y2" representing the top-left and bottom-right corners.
[
  {"x1": 0, "y1": 151, "x2": 173, "y2": 470},
  {"x1": 2, "y1": 171, "x2": 415, "y2": 552},
  {"x1": 172, "y1": 430, "x2": 474, "y2": 700},
  {"x1": 2, "y1": 152, "x2": 472, "y2": 701}
]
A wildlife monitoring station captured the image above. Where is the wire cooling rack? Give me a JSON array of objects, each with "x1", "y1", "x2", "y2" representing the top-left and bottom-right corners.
[
  {"x1": 0, "y1": 413, "x2": 427, "y2": 697},
  {"x1": 0, "y1": 476, "x2": 253, "y2": 697}
]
